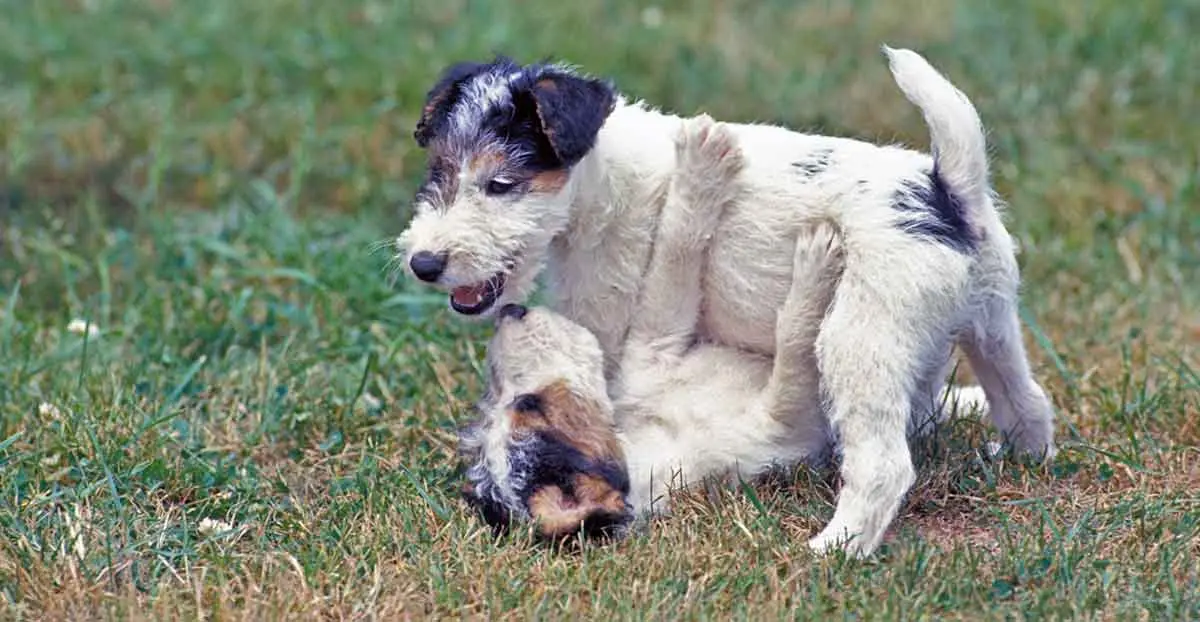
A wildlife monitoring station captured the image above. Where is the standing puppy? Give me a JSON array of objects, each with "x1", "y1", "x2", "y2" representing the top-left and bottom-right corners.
[{"x1": 399, "y1": 46, "x2": 1057, "y2": 557}]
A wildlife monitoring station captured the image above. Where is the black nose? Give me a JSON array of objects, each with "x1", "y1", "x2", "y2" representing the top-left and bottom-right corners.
[
  {"x1": 409, "y1": 251, "x2": 448, "y2": 283},
  {"x1": 498, "y1": 303, "x2": 527, "y2": 321}
]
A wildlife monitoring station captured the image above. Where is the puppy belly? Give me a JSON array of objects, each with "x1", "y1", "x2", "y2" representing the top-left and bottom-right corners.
[{"x1": 700, "y1": 218, "x2": 798, "y2": 355}]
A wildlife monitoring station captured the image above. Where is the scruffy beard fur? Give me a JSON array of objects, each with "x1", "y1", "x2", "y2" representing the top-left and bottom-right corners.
[
  {"x1": 406, "y1": 47, "x2": 1058, "y2": 558},
  {"x1": 395, "y1": 56, "x2": 611, "y2": 317},
  {"x1": 395, "y1": 143, "x2": 574, "y2": 316}
]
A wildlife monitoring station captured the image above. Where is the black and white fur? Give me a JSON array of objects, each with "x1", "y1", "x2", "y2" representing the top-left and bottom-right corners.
[{"x1": 397, "y1": 46, "x2": 1057, "y2": 558}]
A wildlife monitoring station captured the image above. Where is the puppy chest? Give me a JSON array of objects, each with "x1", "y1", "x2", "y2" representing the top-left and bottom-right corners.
[{"x1": 700, "y1": 230, "x2": 796, "y2": 356}]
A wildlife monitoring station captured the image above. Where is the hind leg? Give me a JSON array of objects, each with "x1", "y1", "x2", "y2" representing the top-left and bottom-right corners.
[
  {"x1": 960, "y1": 295, "x2": 1056, "y2": 460},
  {"x1": 807, "y1": 235, "x2": 973, "y2": 558}
]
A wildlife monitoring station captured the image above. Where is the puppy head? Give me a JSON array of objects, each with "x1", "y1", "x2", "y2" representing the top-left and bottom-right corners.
[
  {"x1": 397, "y1": 57, "x2": 617, "y2": 319},
  {"x1": 459, "y1": 305, "x2": 631, "y2": 540},
  {"x1": 486, "y1": 303, "x2": 608, "y2": 403}
]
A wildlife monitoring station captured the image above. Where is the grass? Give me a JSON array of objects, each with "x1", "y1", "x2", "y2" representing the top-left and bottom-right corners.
[{"x1": 1, "y1": 0, "x2": 1197, "y2": 618}]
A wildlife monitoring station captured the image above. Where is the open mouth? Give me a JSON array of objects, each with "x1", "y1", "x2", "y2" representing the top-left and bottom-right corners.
[{"x1": 450, "y1": 273, "x2": 507, "y2": 315}]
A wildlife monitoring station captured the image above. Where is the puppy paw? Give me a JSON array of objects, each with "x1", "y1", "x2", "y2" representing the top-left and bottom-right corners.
[
  {"x1": 940, "y1": 384, "x2": 989, "y2": 421},
  {"x1": 790, "y1": 221, "x2": 845, "y2": 293},
  {"x1": 807, "y1": 526, "x2": 871, "y2": 559},
  {"x1": 1012, "y1": 432, "x2": 1058, "y2": 463},
  {"x1": 795, "y1": 221, "x2": 842, "y2": 262},
  {"x1": 673, "y1": 114, "x2": 744, "y2": 209}
]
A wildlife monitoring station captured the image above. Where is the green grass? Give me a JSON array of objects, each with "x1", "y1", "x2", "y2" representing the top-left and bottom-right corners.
[{"x1": 1, "y1": 0, "x2": 1198, "y2": 618}]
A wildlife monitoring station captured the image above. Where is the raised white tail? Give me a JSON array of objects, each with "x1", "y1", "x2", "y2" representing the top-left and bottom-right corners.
[{"x1": 883, "y1": 45, "x2": 990, "y2": 207}]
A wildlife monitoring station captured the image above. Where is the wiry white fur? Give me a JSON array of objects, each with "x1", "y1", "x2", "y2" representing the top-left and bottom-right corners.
[
  {"x1": 612, "y1": 117, "x2": 842, "y2": 513},
  {"x1": 884, "y1": 46, "x2": 989, "y2": 205},
  {"x1": 400, "y1": 46, "x2": 1057, "y2": 558},
  {"x1": 479, "y1": 117, "x2": 843, "y2": 521},
  {"x1": 477, "y1": 117, "x2": 991, "y2": 531},
  {"x1": 396, "y1": 163, "x2": 577, "y2": 302}
]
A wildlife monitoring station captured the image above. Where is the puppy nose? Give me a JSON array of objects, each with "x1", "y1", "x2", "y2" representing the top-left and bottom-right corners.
[
  {"x1": 498, "y1": 303, "x2": 528, "y2": 321},
  {"x1": 409, "y1": 251, "x2": 448, "y2": 283}
]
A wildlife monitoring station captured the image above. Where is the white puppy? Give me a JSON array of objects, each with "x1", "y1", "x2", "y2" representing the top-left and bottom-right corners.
[
  {"x1": 401, "y1": 46, "x2": 1056, "y2": 557},
  {"x1": 459, "y1": 116, "x2": 844, "y2": 540}
]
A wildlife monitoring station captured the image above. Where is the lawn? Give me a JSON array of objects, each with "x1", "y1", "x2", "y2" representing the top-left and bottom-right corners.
[{"x1": 1, "y1": 0, "x2": 1197, "y2": 619}]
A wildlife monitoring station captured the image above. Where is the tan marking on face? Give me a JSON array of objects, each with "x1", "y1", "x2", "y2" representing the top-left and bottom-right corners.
[
  {"x1": 509, "y1": 380, "x2": 622, "y2": 462},
  {"x1": 528, "y1": 473, "x2": 627, "y2": 538},
  {"x1": 468, "y1": 150, "x2": 506, "y2": 175},
  {"x1": 529, "y1": 169, "x2": 568, "y2": 194},
  {"x1": 421, "y1": 98, "x2": 441, "y2": 118},
  {"x1": 572, "y1": 473, "x2": 627, "y2": 516},
  {"x1": 528, "y1": 486, "x2": 583, "y2": 537}
]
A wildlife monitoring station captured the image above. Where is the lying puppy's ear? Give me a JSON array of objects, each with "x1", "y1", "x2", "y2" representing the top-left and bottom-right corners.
[
  {"x1": 519, "y1": 69, "x2": 617, "y2": 167},
  {"x1": 414, "y1": 60, "x2": 493, "y2": 147}
]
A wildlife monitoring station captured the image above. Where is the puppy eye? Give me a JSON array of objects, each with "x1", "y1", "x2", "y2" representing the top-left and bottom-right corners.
[{"x1": 486, "y1": 178, "x2": 517, "y2": 196}]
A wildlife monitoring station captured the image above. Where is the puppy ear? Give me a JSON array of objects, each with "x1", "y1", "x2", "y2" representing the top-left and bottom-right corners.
[
  {"x1": 521, "y1": 70, "x2": 616, "y2": 167},
  {"x1": 414, "y1": 61, "x2": 490, "y2": 148}
]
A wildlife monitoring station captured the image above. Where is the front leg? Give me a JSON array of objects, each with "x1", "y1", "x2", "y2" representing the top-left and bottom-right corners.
[{"x1": 623, "y1": 114, "x2": 744, "y2": 360}]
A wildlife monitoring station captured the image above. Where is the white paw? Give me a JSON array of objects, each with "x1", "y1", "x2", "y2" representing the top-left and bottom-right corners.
[
  {"x1": 790, "y1": 221, "x2": 845, "y2": 295},
  {"x1": 794, "y1": 221, "x2": 842, "y2": 265},
  {"x1": 673, "y1": 114, "x2": 744, "y2": 206},
  {"x1": 941, "y1": 384, "x2": 989, "y2": 420},
  {"x1": 807, "y1": 525, "x2": 870, "y2": 558},
  {"x1": 987, "y1": 429, "x2": 1056, "y2": 463},
  {"x1": 1016, "y1": 436, "x2": 1058, "y2": 463}
]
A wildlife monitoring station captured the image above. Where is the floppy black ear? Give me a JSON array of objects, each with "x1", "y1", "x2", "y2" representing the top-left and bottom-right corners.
[
  {"x1": 414, "y1": 61, "x2": 491, "y2": 147},
  {"x1": 525, "y1": 70, "x2": 616, "y2": 167}
]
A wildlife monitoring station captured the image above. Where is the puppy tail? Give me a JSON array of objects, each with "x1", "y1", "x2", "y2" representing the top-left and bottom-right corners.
[{"x1": 882, "y1": 45, "x2": 989, "y2": 207}]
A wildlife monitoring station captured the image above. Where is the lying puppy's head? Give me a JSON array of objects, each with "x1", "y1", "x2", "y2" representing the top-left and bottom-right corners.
[
  {"x1": 459, "y1": 304, "x2": 632, "y2": 540},
  {"x1": 396, "y1": 56, "x2": 617, "y2": 318}
]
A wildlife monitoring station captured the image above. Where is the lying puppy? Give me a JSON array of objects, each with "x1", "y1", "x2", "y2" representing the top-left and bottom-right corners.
[
  {"x1": 400, "y1": 46, "x2": 1056, "y2": 557},
  {"x1": 459, "y1": 116, "x2": 847, "y2": 539}
]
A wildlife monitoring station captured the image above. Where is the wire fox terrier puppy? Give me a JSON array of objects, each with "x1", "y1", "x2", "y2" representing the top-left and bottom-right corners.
[{"x1": 398, "y1": 46, "x2": 1057, "y2": 557}]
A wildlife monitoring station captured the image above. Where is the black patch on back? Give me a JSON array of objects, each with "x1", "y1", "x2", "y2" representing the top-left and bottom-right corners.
[
  {"x1": 790, "y1": 147, "x2": 834, "y2": 179},
  {"x1": 892, "y1": 165, "x2": 977, "y2": 254}
]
